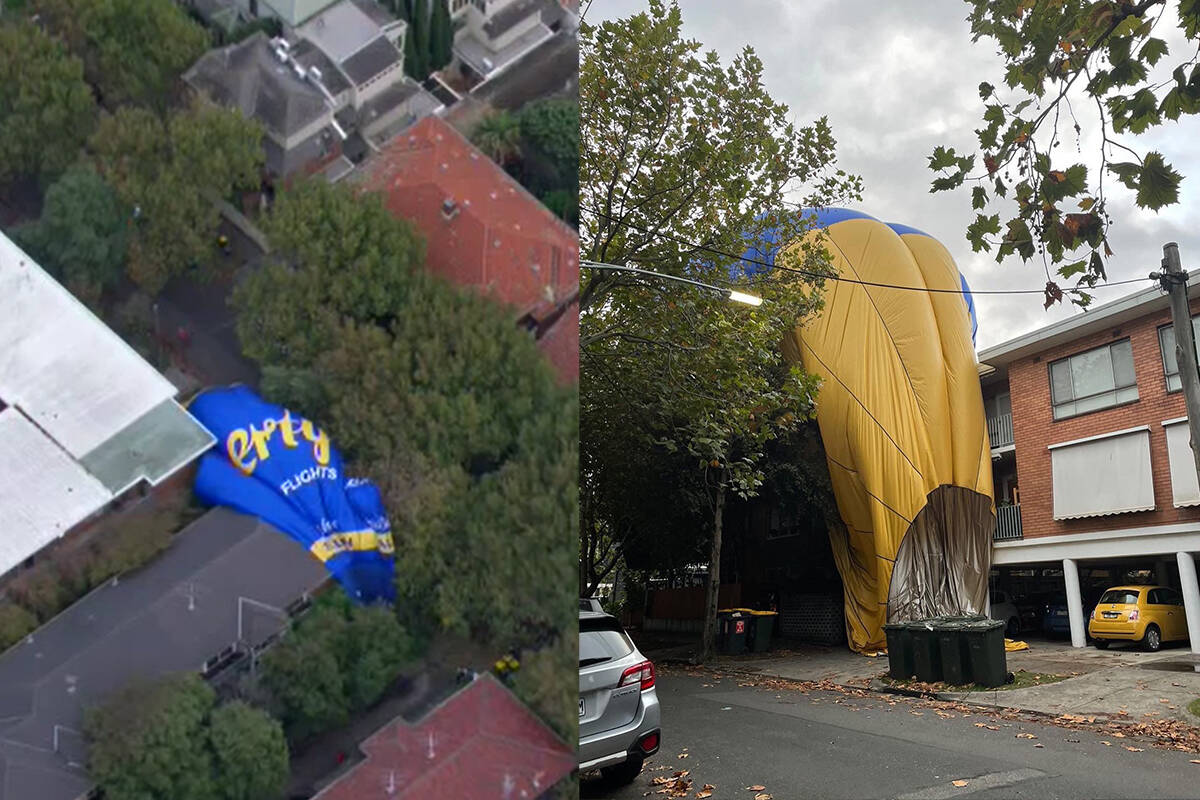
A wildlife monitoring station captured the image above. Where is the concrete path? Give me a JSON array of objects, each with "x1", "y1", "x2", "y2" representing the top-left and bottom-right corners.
[{"x1": 640, "y1": 634, "x2": 1200, "y2": 726}]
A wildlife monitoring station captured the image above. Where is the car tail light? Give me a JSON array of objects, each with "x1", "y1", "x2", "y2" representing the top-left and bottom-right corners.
[
  {"x1": 639, "y1": 731, "x2": 659, "y2": 754},
  {"x1": 618, "y1": 660, "x2": 655, "y2": 690},
  {"x1": 1128, "y1": 609, "x2": 1139, "y2": 621}
]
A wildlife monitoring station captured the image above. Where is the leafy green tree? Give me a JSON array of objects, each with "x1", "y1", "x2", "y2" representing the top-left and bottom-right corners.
[
  {"x1": 932, "y1": 0, "x2": 1200, "y2": 307},
  {"x1": 509, "y1": 633, "x2": 577, "y2": 742},
  {"x1": 404, "y1": 20, "x2": 421, "y2": 78},
  {"x1": 13, "y1": 166, "x2": 128, "y2": 294},
  {"x1": 261, "y1": 627, "x2": 349, "y2": 741},
  {"x1": 0, "y1": 604, "x2": 37, "y2": 652},
  {"x1": 235, "y1": 180, "x2": 577, "y2": 649},
  {"x1": 342, "y1": 604, "x2": 416, "y2": 709},
  {"x1": 581, "y1": 0, "x2": 860, "y2": 661},
  {"x1": 209, "y1": 702, "x2": 289, "y2": 800},
  {"x1": 518, "y1": 99, "x2": 579, "y2": 192},
  {"x1": 0, "y1": 21, "x2": 96, "y2": 184},
  {"x1": 33, "y1": 0, "x2": 209, "y2": 109},
  {"x1": 429, "y1": 0, "x2": 453, "y2": 72},
  {"x1": 85, "y1": 673, "x2": 218, "y2": 800},
  {"x1": 410, "y1": 0, "x2": 430, "y2": 78},
  {"x1": 89, "y1": 99, "x2": 263, "y2": 294},
  {"x1": 472, "y1": 110, "x2": 523, "y2": 165}
]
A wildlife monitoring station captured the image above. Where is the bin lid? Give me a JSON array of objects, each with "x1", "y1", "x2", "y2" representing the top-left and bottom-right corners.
[
  {"x1": 746, "y1": 610, "x2": 777, "y2": 616},
  {"x1": 961, "y1": 618, "x2": 1005, "y2": 631}
]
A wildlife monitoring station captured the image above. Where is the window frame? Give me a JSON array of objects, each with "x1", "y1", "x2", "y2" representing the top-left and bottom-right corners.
[
  {"x1": 1157, "y1": 317, "x2": 1200, "y2": 393},
  {"x1": 1047, "y1": 338, "x2": 1139, "y2": 421}
]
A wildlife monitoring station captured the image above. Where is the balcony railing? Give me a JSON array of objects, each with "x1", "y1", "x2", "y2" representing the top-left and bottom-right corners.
[
  {"x1": 994, "y1": 503, "x2": 1023, "y2": 541},
  {"x1": 987, "y1": 412, "x2": 1014, "y2": 448}
]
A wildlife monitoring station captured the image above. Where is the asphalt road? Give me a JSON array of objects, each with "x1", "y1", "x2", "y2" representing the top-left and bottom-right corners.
[{"x1": 583, "y1": 668, "x2": 1200, "y2": 800}]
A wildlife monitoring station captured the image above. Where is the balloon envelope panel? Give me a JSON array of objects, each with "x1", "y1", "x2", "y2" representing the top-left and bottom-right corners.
[
  {"x1": 768, "y1": 210, "x2": 993, "y2": 651},
  {"x1": 189, "y1": 386, "x2": 396, "y2": 604}
]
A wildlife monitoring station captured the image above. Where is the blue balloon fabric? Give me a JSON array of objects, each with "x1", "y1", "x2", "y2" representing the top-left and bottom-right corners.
[{"x1": 189, "y1": 386, "x2": 395, "y2": 603}]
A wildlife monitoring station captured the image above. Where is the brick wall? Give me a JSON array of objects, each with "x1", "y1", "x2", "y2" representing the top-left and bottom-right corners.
[{"x1": 1007, "y1": 297, "x2": 1200, "y2": 539}]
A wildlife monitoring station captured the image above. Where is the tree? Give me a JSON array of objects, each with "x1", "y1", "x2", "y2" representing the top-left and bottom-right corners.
[
  {"x1": 234, "y1": 180, "x2": 577, "y2": 649},
  {"x1": 472, "y1": 110, "x2": 522, "y2": 165},
  {"x1": 85, "y1": 673, "x2": 218, "y2": 800},
  {"x1": 90, "y1": 99, "x2": 263, "y2": 294},
  {"x1": 260, "y1": 625, "x2": 349, "y2": 741},
  {"x1": 410, "y1": 0, "x2": 430, "y2": 78},
  {"x1": 209, "y1": 702, "x2": 289, "y2": 800},
  {"x1": 931, "y1": 0, "x2": 1200, "y2": 308},
  {"x1": 580, "y1": 0, "x2": 860, "y2": 662},
  {"x1": 404, "y1": 20, "x2": 421, "y2": 79},
  {"x1": 33, "y1": 0, "x2": 209, "y2": 109},
  {"x1": 509, "y1": 633, "x2": 577, "y2": 743},
  {"x1": 0, "y1": 21, "x2": 96, "y2": 185},
  {"x1": 429, "y1": 0, "x2": 453, "y2": 72},
  {"x1": 12, "y1": 166, "x2": 128, "y2": 295},
  {"x1": 518, "y1": 99, "x2": 579, "y2": 192}
]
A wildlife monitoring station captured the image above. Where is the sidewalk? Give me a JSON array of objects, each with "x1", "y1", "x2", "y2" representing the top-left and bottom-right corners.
[{"x1": 640, "y1": 633, "x2": 1200, "y2": 725}]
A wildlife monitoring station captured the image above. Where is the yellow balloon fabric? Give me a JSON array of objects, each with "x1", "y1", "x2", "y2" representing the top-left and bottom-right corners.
[{"x1": 776, "y1": 211, "x2": 994, "y2": 652}]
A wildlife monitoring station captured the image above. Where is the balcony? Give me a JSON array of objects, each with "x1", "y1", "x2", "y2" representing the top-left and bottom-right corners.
[
  {"x1": 987, "y1": 412, "x2": 1013, "y2": 449},
  {"x1": 994, "y1": 503, "x2": 1023, "y2": 541}
]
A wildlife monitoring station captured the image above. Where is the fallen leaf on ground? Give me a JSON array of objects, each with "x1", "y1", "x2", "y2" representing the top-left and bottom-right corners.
[
  {"x1": 1101, "y1": 741, "x2": 1112, "y2": 746},
  {"x1": 1125, "y1": 746, "x2": 1144, "y2": 752},
  {"x1": 951, "y1": 780, "x2": 969, "y2": 787},
  {"x1": 1190, "y1": 759, "x2": 1200, "y2": 764},
  {"x1": 678, "y1": 753, "x2": 689, "y2": 759},
  {"x1": 1016, "y1": 733, "x2": 1037, "y2": 739},
  {"x1": 754, "y1": 795, "x2": 773, "y2": 800},
  {"x1": 1034, "y1": 743, "x2": 1044, "y2": 748},
  {"x1": 745, "y1": 788, "x2": 765, "y2": 792},
  {"x1": 697, "y1": 792, "x2": 712, "y2": 799}
]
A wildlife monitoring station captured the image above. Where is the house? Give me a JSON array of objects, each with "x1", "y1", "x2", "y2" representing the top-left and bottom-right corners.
[
  {"x1": 0, "y1": 232, "x2": 215, "y2": 580},
  {"x1": 184, "y1": 0, "x2": 443, "y2": 181},
  {"x1": 448, "y1": 0, "x2": 560, "y2": 79},
  {"x1": 355, "y1": 115, "x2": 579, "y2": 381},
  {"x1": 977, "y1": 275, "x2": 1200, "y2": 649},
  {"x1": 311, "y1": 674, "x2": 575, "y2": 799}
]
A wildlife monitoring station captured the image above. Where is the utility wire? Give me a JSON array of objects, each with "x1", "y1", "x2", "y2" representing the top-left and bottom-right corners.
[{"x1": 584, "y1": 206, "x2": 1153, "y2": 297}]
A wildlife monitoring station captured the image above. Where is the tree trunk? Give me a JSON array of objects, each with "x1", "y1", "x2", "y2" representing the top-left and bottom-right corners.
[{"x1": 699, "y1": 483, "x2": 726, "y2": 663}]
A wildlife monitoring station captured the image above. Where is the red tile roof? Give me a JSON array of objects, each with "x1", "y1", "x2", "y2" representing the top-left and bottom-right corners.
[
  {"x1": 358, "y1": 116, "x2": 579, "y2": 381},
  {"x1": 313, "y1": 675, "x2": 575, "y2": 800}
]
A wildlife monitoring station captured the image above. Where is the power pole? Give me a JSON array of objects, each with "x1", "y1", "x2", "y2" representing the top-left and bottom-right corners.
[{"x1": 1155, "y1": 243, "x2": 1200, "y2": 479}]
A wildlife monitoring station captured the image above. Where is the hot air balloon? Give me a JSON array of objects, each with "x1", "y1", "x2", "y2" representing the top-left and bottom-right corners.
[
  {"x1": 747, "y1": 208, "x2": 994, "y2": 652},
  {"x1": 188, "y1": 386, "x2": 395, "y2": 604}
]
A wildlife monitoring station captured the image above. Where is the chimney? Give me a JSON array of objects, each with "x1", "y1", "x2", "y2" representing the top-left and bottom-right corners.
[{"x1": 442, "y1": 198, "x2": 459, "y2": 221}]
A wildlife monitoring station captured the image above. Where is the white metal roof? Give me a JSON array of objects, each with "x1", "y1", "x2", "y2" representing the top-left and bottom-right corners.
[
  {"x1": 0, "y1": 233, "x2": 177, "y2": 458},
  {"x1": 0, "y1": 410, "x2": 111, "y2": 575}
]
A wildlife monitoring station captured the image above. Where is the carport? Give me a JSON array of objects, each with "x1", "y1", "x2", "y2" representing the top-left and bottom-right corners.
[{"x1": 991, "y1": 524, "x2": 1200, "y2": 653}]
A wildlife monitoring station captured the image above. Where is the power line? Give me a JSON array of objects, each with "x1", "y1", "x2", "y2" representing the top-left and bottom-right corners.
[{"x1": 583, "y1": 206, "x2": 1152, "y2": 297}]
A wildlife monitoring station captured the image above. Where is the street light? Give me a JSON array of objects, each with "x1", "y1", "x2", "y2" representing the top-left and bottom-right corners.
[{"x1": 582, "y1": 260, "x2": 764, "y2": 306}]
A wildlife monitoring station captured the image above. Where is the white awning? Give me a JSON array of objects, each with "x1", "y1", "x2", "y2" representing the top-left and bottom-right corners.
[
  {"x1": 1050, "y1": 426, "x2": 1154, "y2": 520},
  {"x1": 1163, "y1": 418, "x2": 1200, "y2": 508}
]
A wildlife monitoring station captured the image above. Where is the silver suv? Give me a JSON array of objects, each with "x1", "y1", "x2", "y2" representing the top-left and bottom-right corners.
[{"x1": 579, "y1": 611, "x2": 661, "y2": 784}]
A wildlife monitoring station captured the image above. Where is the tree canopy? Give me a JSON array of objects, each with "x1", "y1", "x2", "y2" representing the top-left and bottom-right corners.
[
  {"x1": 85, "y1": 673, "x2": 288, "y2": 800},
  {"x1": 931, "y1": 0, "x2": 1200, "y2": 307},
  {"x1": 234, "y1": 180, "x2": 577, "y2": 650},
  {"x1": 32, "y1": 0, "x2": 210, "y2": 109},
  {"x1": 13, "y1": 165, "x2": 128, "y2": 297},
  {"x1": 0, "y1": 20, "x2": 96, "y2": 184},
  {"x1": 89, "y1": 99, "x2": 263, "y2": 293},
  {"x1": 580, "y1": 0, "x2": 860, "y2": 660}
]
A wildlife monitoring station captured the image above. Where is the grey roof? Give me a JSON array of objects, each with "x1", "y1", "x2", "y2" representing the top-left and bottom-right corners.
[
  {"x1": 297, "y1": 0, "x2": 384, "y2": 62},
  {"x1": 0, "y1": 507, "x2": 328, "y2": 800},
  {"x1": 79, "y1": 399, "x2": 216, "y2": 495},
  {"x1": 184, "y1": 32, "x2": 330, "y2": 138},
  {"x1": 454, "y1": 19, "x2": 550, "y2": 75},
  {"x1": 349, "y1": 0, "x2": 396, "y2": 28},
  {"x1": 340, "y1": 35, "x2": 401, "y2": 86},
  {"x1": 483, "y1": 0, "x2": 543, "y2": 38},
  {"x1": 263, "y1": 125, "x2": 338, "y2": 177},
  {"x1": 290, "y1": 38, "x2": 351, "y2": 96}
]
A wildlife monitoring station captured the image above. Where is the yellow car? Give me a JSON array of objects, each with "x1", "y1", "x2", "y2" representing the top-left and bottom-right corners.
[{"x1": 1088, "y1": 585, "x2": 1188, "y2": 652}]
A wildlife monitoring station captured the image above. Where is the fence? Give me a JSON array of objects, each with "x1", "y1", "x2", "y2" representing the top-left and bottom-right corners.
[
  {"x1": 987, "y1": 413, "x2": 1014, "y2": 448},
  {"x1": 995, "y1": 504, "x2": 1023, "y2": 541}
]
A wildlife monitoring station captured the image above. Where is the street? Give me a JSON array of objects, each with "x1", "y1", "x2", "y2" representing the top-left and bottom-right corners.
[{"x1": 583, "y1": 668, "x2": 1200, "y2": 800}]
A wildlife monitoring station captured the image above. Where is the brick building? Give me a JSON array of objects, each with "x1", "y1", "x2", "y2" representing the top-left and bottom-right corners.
[
  {"x1": 356, "y1": 115, "x2": 579, "y2": 382},
  {"x1": 977, "y1": 276, "x2": 1200, "y2": 649}
]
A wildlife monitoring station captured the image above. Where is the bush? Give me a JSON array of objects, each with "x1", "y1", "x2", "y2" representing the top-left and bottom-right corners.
[
  {"x1": 86, "y1": 511, "x2": 175, "y2": 585},
  {"x1": 0, "y1": 604, "x2": 37, "y2": 652}
]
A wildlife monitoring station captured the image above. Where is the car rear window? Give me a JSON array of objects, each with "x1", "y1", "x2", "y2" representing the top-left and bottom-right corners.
[
  {"x1": 580, "y1": 618, "x2": 635, "y2": 667},
  {"x1": 1100, "y1": 589, "x2": 1141, "y2": 605}
]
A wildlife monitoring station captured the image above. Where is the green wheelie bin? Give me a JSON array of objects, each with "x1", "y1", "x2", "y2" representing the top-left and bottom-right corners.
[
  {"x1": 910, "y1": 619, "x2": 943, "y2": 683},
  {"x1": 933, "y1": 617, "x2": 984, "y2": 686},
  {"x1": 746, "y1": 610, "x2": 778, "y2": 653},
  {"x1": 882, "y1": 622, "x2": 915, "y2": 680},
  {"x1": 962, "y1": 618, "x2": 1007, "y2": 687}
]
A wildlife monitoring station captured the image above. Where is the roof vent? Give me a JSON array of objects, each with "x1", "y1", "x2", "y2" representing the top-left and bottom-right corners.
[
  {"x1": 442, "y1": 198, "x2": 459, "y2": 220},
  {"x1": 309, "y1": 66, "x2": 323, "y2": 83}
]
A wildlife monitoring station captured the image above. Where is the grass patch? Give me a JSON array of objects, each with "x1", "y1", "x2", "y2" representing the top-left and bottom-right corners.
[
  {"x1": 882, "y1": 669, "x2": 1068, "y2": 693},
  {"x1": 1187, "y1": 698, "x2": 1200, "y2": 719}
]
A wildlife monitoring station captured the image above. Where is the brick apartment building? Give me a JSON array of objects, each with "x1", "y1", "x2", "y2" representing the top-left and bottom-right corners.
[{"x1": 978, "y1": 276, "x2": 1200, "y2": 650}]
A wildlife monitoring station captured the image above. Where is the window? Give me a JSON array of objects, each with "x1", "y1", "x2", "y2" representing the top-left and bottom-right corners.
[
  {"x1": 1049, "y1": 426, "x2": 1154, "y2": 519},
  {"x1": 1048, "y1": 339, "x2": 1137, "y2": 420},
  {"x1": 1099, "y1": 589, "x2": 1141, "y2": 605},
  {"x1": 1162, "y1": 588, "x2": 1184, "y2": 606},
  {"x1": 1158, "y1": 318, "x2": 1200, "y2": 392},
  {"x1": 1148, "y1": 588, "x2": 1166, "y2": 605}
]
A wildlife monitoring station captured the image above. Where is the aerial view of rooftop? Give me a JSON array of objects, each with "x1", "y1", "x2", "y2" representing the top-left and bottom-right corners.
[{"x1": 0, "y1": 0, "x2": 580, "y2": 797}]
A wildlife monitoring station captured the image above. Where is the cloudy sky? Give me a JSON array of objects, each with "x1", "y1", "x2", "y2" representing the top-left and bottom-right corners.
[{"x1": 590, "y1": 0, "x2": 1200, "y2": 350}]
